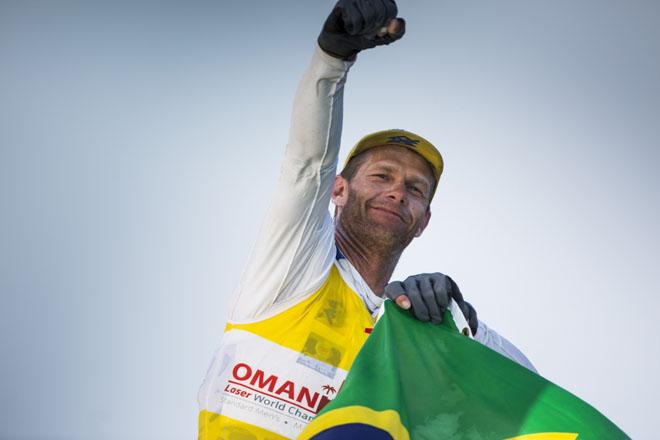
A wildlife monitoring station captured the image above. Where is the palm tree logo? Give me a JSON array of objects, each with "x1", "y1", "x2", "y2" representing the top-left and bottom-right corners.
[{"x1": 321, "y1": 384, "x2": 337, "y2": 395}]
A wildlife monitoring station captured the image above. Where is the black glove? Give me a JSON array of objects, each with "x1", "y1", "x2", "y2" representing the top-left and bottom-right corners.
[
  {"x1": 460, "y1": 301, "x2": 479, "y2": 337},
  {"x1": 318, "y1": 0, "x2": 405, "y2": 60},
  {"x1": 384, "y1": 273, "x2": 479, "y2": 335}
]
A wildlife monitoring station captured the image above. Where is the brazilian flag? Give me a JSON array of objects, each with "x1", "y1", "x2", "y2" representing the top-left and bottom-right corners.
[{"x1": 298, "y1": 300, "x2": 628, "y2": 440}]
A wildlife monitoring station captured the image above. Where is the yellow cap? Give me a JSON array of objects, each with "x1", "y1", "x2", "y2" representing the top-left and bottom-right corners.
[{"x1": 344, "y1": 129, "x2": 444, "y2": 182}]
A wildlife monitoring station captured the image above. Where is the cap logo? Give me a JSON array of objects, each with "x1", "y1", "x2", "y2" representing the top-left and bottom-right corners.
[{"x1": 387, "y1": 135, "x2": 419, "y2": 147}]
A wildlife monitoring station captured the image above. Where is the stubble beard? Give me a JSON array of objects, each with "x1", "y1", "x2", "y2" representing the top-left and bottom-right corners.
[{"x1": 339, "y1": 192, "x2": 416, "y2": 256}]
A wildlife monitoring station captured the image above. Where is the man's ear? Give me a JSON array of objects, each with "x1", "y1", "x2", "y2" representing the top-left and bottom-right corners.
[
  {"x1": 415, "y1": 209, "x2": 431, "y2": 238},
  {"x1": 332, "y1": 175, "x2": 349, "y2": 208}
]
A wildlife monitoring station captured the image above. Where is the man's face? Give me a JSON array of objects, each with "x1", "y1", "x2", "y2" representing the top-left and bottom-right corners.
[{"x1": 333, "y1": 146, "x2": 434, "y2": 250}]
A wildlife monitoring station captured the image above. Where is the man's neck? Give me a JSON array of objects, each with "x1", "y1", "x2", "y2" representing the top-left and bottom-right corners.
[{"x1": 335, "y1": 227, "x2": 402, "y2": 296}]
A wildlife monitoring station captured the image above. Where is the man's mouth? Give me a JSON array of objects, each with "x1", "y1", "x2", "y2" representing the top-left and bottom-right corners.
[{"x1": 369, "y1": 206, "x2": 406, "y2": 223}]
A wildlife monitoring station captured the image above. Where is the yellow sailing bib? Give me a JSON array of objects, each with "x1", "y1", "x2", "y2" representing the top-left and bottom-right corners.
[{"x1": 198, "y1": 266, "x2": 375, "y2": 439}]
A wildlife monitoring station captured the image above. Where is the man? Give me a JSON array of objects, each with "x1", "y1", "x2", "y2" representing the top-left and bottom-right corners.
[{"x1": 198, "y1": 2, "x2": 533, "y2": 439}]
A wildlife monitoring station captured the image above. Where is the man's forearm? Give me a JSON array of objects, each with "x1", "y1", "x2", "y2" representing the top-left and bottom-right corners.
[
  {"x1": 284, "y1": 44, "x2": 353, "y2": 174},
  {"x1": 285, "y1": 0, "x2": 404, "y2": 175},
  {"x1": 227, "y1": 46, "x2": 354, "y2": 321}
]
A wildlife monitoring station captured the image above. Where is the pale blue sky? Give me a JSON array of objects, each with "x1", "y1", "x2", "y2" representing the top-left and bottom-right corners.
[{"x1": 2, "y1": 1, "x2": 659, "y2": 438}]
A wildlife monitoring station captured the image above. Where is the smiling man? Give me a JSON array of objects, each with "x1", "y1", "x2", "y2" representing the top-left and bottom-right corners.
[
  {"x1": 333, "y1": 133, "x2": 440, "y2": 294},
  {"x1": 198, "y1": 1, "x2": 533, "y2": 439}
]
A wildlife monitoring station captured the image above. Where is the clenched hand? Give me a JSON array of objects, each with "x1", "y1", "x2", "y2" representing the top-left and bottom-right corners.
[
  {"x1": 384, "y1": 272, "x2": 478, "y2": 335},
  {"x1": 318, "y1": 0, "x2": 405, "y2": 60}
]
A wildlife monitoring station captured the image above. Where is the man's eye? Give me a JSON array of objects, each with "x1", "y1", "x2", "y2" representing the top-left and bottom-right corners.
[
  {"x1": 408, "y1": 185, "x2": 424, "y2": 196},
  {"x1": 373, "y1": 174, "x2": 388, "y2": 180}
]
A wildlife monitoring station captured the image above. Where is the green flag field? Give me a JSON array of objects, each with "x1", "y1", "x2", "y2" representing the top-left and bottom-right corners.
[{"x1": 298, "y1": 300, "x2": 628, "y2": 440}]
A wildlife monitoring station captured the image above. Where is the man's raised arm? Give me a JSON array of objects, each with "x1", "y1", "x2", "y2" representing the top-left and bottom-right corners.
[
  {"x1": 227, "y1": 1, "x2": 405, "y2": 321},
  {"x1": 287, "y1": 0, "x2": 405, "y2": 171}
]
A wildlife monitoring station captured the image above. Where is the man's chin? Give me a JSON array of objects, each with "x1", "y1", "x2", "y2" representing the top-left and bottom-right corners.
[{"x1": 364, "y1": 217, "x2": 409, "y2": 241}]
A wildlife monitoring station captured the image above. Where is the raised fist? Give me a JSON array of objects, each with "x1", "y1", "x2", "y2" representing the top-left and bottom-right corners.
[{"x1": 318, "y1": 0, "x2": 405, "y2": 60}]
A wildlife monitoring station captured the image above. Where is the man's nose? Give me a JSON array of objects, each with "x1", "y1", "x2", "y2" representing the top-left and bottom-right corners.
[{"x1": 385, "y1": 182, "x2": 407, "y2": 204}]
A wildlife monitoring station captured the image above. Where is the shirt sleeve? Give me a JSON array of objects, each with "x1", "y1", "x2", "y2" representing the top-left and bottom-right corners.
[
  {"x1": 227, "y1": 45, "x2": 354, "y2": 323},
  {"x1": 474, "y1": 320, "x2": 537, "y2": 373}
]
